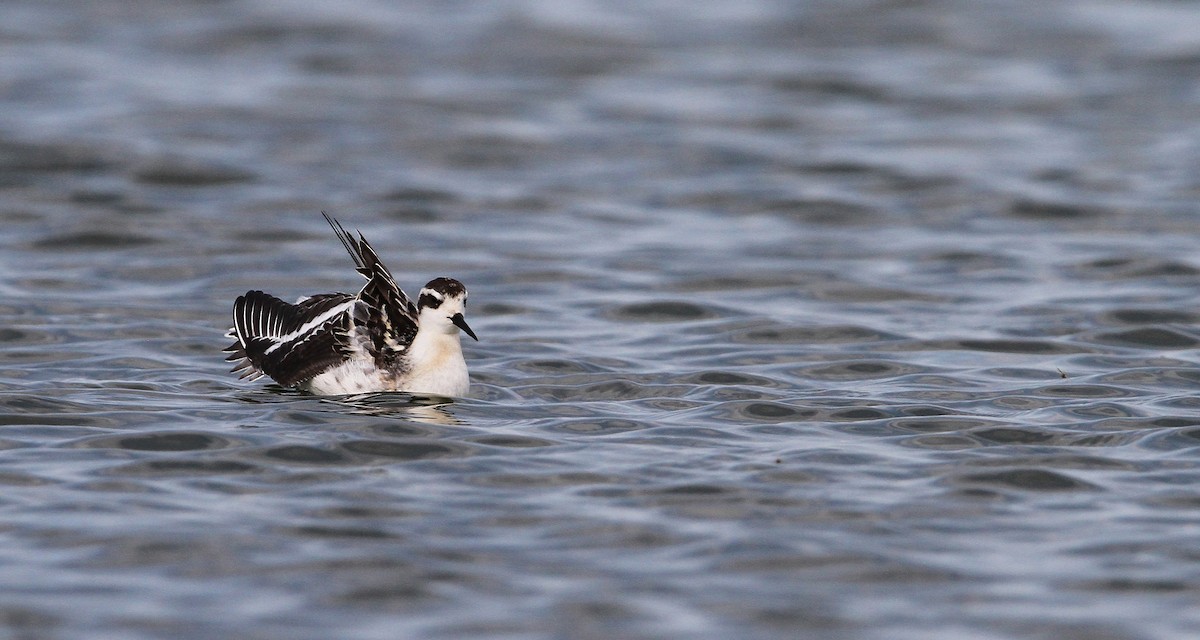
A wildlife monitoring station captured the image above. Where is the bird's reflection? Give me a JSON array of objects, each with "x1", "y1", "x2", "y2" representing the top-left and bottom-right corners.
[{"x1": 321, "y1": 392, "x2": 463, "y2": 425}]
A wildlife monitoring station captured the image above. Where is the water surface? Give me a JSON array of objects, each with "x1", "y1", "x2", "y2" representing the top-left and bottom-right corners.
[{"x1": 2, "y1": 1, "x2": 1200, "y2": 638}]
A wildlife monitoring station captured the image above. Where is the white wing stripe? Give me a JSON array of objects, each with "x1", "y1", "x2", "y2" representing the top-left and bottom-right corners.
[
  {"x1": 262, "y1": 300, "x2": 356, "y2": 355},
  {"x1": 237, "y1": 297, "x2": 250, "y2": 345}
]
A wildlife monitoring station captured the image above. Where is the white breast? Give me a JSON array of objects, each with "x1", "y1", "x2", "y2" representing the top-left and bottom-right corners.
[{"x1": 400, "y1": 331, "x2": 470, "y2": 397}]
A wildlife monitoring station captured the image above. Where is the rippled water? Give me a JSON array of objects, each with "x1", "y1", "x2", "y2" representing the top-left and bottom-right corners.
[{"x1": 3, "y1": 1, "x2": 1200, "y2": 638}]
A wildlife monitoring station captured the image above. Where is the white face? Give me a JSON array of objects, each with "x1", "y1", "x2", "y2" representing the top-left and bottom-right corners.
[
  {"x1": 418, "y1": 288, "x2": 476, "y2": 340},
  {"x1": 419, "y1": 292, "x2": 463, "y2": 333}
]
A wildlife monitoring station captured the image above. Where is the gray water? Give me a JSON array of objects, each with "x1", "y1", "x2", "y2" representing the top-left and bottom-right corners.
[{"x1": 3, "y1": 1, "x2": 1200, "y2": 638}]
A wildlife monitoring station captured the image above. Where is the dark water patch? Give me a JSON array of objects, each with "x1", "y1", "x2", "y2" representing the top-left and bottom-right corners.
[
  {"x1": 288, "y1": 525, "x2": 399, "y2": 540},
  {"x1": 71, "y1": 479, "x2": 161, "y2": 493},
  {"x1": 465, "y1": 434, "x2": 557, "y2": 448},
  {"x1": 606, "y1": 301, "x2": 722, "y2": 322},
  {"x1": 0, "y1": 393, "x2": 96, "y2": 412},
  {"x1": 1092, "y1": 327, "x2": 1200, "y2": 348},
  {"x1": 971, "y1": 427, "x2": 1060, "y2": 444},
  {"x1": 460, "y1": 20, "x2": 649, "y2": 79},
  {"x1": 1068, "y1": 256, "x2": 1200, "y2": 280},
  {"x1": 1174, "y1": 426, "x2": 1200, "y2": 441},
  {"x1": 751, "y1": 468, "x2": 824, "y2": 484},
  {"x1": 681, "y1": 370, "x2": 777, "y2": 386},
  {"x1": 739, "y1": 401, "x2": 808, "y2": 420},
  {"x1": 380, "y1": 186, "x2": 457, "y2": 205},
  {"x1": 0, "y1": 471, "x2": 55, "y2": 486},
  {"x1": 259, "y1": 445, "x2": 349, "y2": 464},
  {"x1": 1033, "y1": 384, "x2": 1136, "y2": 399},
  {"x1": 306, "y1": 505, "x2": 419, "y2": 519},
  {"x1": 68, "y1": 188, "x2": 126, "y2": 205},
  {"x1": 132, "y1": 157, "x2": 257, "y2": 186},
  {"x1": 542, "y1": 418, "x2": 652, "y2": 435},
  {"x1": 1102, "y1": 308, "x2": 1199, "y2": 325},
  {"x1": 1067, "y1": 432, "x2": 1141, "y2": 447},
  {"x1": 633, "y1": 398, "x2": 705, "y2": 413},
  {"x1": 32, "y1": 231, "x2": 158, "y2": 249},
  {"x1": 574, "y1": 380, "x2": 693, "y2": 401},
  {"x1": 883, "y1": 372, "x2": 974, "y2": 391},
  {"x1": 648, "y1": 483, "x2": 735, "y2": 496},
  {"x1": 823, "y1": 406, "x2": 892, "y2": 421},
  {"x1": 809, "y1": 283, "x2": 942, "y2": 303},
  {"x1": 512, "y1": 359, "x2": 609, "y2": 375},
  {"x1": 329, "y1": 581, "x2": 437, "y2": 608},
  {"x1": 376, "y1": 187, "x2": 457, "y2": 222},
  {"x1": 70, "y1": 432, "x2": 238, "y2": 452},
  {"x1": 339, "y1": 439, "x2": 474, "y2": 461},
  {"x1": 952, "y1": 338, "x2": 1076, "y2": 354},
  {"x1": 0, "y1": 139, "x2": 114, "y2": 172},
  {"x1": 671, "y1": 271, "x2": 817, "y2": 292},
  {"x1": 709, "y1": 401, "x2": 816, "y2": 423},
  {"x1": 980, "y1": 367, "x2": 1072, "y2": 381},
  {"x1": 888, "y1": 416, "x2": 1010, "y2": 434},
  {"x1": 952, "y1": 468, "x2": 1097, "y2": 492},
  {"x1": 1071, "y1": 578, "x2": 1196, "y2": 593},
  {"x1": 540, "y1": 521, "x2": 688, "y2": 550},
  {"x1": 1096, "y1": 367, "x2": 1200, "y2": 388},
  {"x1": 846, "y1": 561, "x2": 966, "y2": 585},
  {"x1": 797, "y1": 359, "x2": 921, "y2": 381},
  {"x1": 1022, "y1": 455, "x2": 1131, "y2": 471},
  {"x1": 1148, "y1": 494, "x2": 1200, "y2": 510},
  {"x1": 0, "y1": 606, "x2": 61, "y2": 638},
  {"x1": 617, "y1": 425, "x2": 749, "y2": 443},
  {"x1": 429, "y1": 133, "x2": 551, "y2": 169},
  {"x1": 0, "y1": 328, "x2": 50, "y2": 344},
  {"x1": 0, "y1": 410, "x2": 123, "y2": 429},
  {"x1": 774, "y1": 72, "x2": 888, "y2": 99},
  {"x1": 984, "y1": 395, "x2": 1062, "y2": 411},
  {"x1": 107, "y1": 459, "x2": 263, "y2": 476},
  {"x1": 616, "y1": 484, "x2": 761, "y2": 518},
  {"x1": 1007, "y1": 198, "x2": 1106, "y2": 220},
  {"x1": 508, "y1": 384, "x2": 623, "y2": 405},
  {"x1": 703, "y1": 386, "x2": 791, "y2": 403},
  {"x1": 0, "y1": 396, "x2": 131, "y2": 429},
  {"x1": 772, "y1": 449, "x2": 889, "y2": 470},
  {"x1": 732, "y1": 324, "x2": 902, "y2": 344},
  {"x1": 467, "y1": 472, "x2": 619, "y2": 489},
  {"x1": 779, "y1": 199, "x2": 878, "y2": 226},
  {"x1": 921, "y1": 249, "x2": 1021, "y2": 271},
  {"x1": 1113, "y1": 415, "x2": 1197, "y2": 429},
  {"x1": 475, "y1": 301, "x2": 534, "y2": 316},
  {"x1": 901, "y1": 433, "x2": 983, "y2": 450},
  {"x1": 897, "y1": 405, "x2": 957, "y2": 417},
  {"x1": 889, "y1": 374, "x2": 982, "y2": 389},
  {"x1": 377, "y1": 204, "x2": 439, "y2": 224}
]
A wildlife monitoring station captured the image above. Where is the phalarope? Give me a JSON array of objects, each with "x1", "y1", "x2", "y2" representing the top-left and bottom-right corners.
[{"x1": 225, "y1": 213, "x2": 477, "y2": 396}]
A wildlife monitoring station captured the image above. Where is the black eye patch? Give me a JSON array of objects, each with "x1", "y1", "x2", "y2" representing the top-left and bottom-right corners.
[{"x1": 418, "y1": 292, "x2": 443, "y2": 309}]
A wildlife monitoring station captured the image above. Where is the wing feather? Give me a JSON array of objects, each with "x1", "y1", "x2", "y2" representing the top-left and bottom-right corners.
[
  {"x1": 322, "y1": 212, "x2": 420, "y2": 361},
  {"x1": 225, "y1": 291, "x2": 356, "y2": 386}
]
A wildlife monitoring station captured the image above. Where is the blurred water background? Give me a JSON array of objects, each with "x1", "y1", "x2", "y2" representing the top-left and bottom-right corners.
[{"x1": 3, "y1": 1, "x2": 1200, "y2": 638}]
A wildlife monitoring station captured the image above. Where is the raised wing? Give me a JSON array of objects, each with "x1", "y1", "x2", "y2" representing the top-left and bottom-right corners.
[
  {"x1": 322, "y1": 212, "x2": 420, "y2": 364},
  {"x1": 225, "y1": 291, "x2": 356, "y2": 386}
]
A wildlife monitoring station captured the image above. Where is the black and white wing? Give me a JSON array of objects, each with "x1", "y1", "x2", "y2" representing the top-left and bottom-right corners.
[
  {"x1": 323, "y1": 213, "x2": 420, "y2": 363},
  {"x1": 225, "y1": 291, "x2": 357, "y2": 387}
]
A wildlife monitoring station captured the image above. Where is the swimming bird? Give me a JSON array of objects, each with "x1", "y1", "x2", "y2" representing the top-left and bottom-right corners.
[{"x1": 225, "y1": 213, "x2": 477, "y2": 396}]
